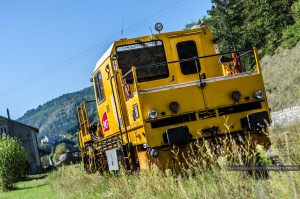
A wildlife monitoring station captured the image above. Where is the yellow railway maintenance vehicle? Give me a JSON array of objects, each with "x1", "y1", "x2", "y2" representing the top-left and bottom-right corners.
[{"x1": 77, "y1": 23, "x2": 271, "y2": 172}]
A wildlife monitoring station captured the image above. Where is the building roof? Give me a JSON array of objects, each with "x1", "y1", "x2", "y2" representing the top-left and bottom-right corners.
[{"x1": 0, "y1": 116, "x2": 39, "y2": 133}]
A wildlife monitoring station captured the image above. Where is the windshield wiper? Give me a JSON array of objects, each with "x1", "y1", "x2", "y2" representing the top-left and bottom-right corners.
[
  {"x1": 135, "y1": 39, "x2": 148, "y2": 48},
  {"x1": 135, "y1": 39, "x2": 160, "y2": 57}
]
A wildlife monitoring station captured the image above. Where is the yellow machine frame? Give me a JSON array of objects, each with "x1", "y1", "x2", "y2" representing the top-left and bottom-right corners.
[{"x1": 77, "y1": 25, "x2": 271, "y2": 172}]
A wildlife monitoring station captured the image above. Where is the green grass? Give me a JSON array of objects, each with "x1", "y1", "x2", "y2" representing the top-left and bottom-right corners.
[
  {"x1": 0, "y1": 174, "x2": 54, "y2": 199},
  {"x1": 2, "y1": 122, "x2": 300, "y2": 199}
]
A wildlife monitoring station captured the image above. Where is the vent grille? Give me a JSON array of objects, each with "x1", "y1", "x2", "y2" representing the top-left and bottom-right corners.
[
  {"x1": 199, "y1": 109, "x2": 216, "y2": 120},
  {"x1": 150, "y1": 113, "x2": 197, "y2": 128},
  {"x1": 218, "y1": 101, "x2": 262, "y2": 116}
]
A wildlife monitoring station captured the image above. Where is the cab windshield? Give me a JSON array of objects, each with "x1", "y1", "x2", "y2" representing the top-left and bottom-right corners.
[{"x1": 116, "y1": 40, "x2": 169, "y2": 83}]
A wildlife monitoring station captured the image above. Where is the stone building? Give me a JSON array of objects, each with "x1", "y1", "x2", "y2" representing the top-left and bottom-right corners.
[{"x1": 0, "y1": 116, "x2": 42, "y2": 174}]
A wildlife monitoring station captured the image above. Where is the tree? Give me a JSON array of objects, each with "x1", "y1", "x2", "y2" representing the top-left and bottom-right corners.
[
  {"x1": 207, "y1": 0, "x2": 295, "y2": 54},
  {"x1": 242, "y1": 0, "x2": 295, "y2": 54},
  {"x1": 0, "y1": 134, "x2": 27, "y2": 191},
  {"x1": 39, "y1": 143, "x2": 53, "y2": 155},
  {"x1": 281, "y1": 0, "x2": 300, "y2": 48},
  {"x1": 208, "y1": 0, "x2": 246, "y2": 52}
]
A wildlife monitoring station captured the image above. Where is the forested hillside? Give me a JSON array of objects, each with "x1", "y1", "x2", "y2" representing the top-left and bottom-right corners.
[{"x1": 17, "y1": 87, "x2": 97, "y2": 139}]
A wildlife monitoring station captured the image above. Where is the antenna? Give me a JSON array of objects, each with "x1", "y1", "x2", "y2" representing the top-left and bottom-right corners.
[
  {"x1": 149, "y1": 26, "x2": 153, "y2": 35},
  {"x1": 121, "y1": 19, "x2": 124, "y2": 38},
  {"x1": 149, "y1": 26, "x2": 154, "y2": 40}
]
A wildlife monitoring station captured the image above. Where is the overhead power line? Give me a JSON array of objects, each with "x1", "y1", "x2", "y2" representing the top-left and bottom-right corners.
[{"x1": 0, "y1": 0, "x2": 193, "y2": 99}]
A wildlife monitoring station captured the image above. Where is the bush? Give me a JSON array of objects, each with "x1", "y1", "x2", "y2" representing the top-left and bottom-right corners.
[
  {"x1": 53, "y1": 143, "x2": 69, "y2": 161},
  {"x1": 0, "y1": 134, "x2": 27, "y2": 191},
  {"x1": 280, "y1": 0, "x2": 300, "y2": 49},
  {"x1": 281, "y1": 22, "x2": 300, "y2": 49}
]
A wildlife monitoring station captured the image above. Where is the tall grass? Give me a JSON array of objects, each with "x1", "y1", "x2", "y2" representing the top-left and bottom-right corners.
[
  {"x1": 47, "y1": 123, "x2": 300, "y2": 199},
  {"x1": 261, "y1": 41, "x2": 300, "y2": 111}
]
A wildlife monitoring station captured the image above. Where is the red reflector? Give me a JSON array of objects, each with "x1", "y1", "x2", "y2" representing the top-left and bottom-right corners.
[{"x1": 170, "y1": 102, "x2": 180, "y2": 113}]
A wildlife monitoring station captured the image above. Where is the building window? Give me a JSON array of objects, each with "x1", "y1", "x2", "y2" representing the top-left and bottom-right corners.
[
  {"x1": 176, "y1": 40, "x2": 200, "y2": 75},
  {"x1": 94, "y1": 71, "x2": 106, "y2": 104},
  {"x1": 0, "y1": 126, "x2": 7, "y2": 133}
]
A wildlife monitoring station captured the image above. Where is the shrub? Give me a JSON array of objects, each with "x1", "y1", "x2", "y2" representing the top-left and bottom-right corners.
[
  {"x1": 53, "y1": 143, "x2": 69, "y2": 161},
  {"x1": 280, "y1": 0, "x2": 300, "y2": 49},
  {"x1": 0, "y1": 133, "x2": 27, "y2": 191}
]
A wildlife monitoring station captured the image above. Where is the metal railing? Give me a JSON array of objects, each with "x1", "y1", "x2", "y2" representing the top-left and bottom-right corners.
[{"x1": 121, "y1": 47, "x2": 259, "y2": 84}]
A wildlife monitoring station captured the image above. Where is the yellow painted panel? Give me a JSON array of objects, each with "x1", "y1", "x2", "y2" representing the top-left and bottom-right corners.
[
  {"x1": 203, "y1": 74, "x2": 266, "y2": 108},
  {"x1": 139, "y1": 85, "x2": 206, "y2": 119},
  {"x1": 137, "y1": 151, "x2": 149, "y2": 170}
]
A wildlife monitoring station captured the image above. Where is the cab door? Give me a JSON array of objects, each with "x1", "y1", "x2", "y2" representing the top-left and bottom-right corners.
[
  {"x1": 169, "y1": 34, "x2": 207, "y2": 111},
  {"x1": 169, "y1": 34, "x2": 206, "y2": 83}
]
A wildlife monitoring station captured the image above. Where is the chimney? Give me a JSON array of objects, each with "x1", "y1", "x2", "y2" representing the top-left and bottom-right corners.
[
  {"x1": 7, "y1": 108, "x2": 11, "y2": 120},
  {"x1": 6, "y1": 108, "x2": 14, "y2": 136}
]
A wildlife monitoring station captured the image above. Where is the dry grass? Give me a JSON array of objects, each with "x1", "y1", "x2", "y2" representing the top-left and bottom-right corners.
[
  {"x1": 46, "y1": 123, "x2": 300, "y2": 199},
  {"x1": 261, "y1": 41, "x2": 300, "y2": 111}
]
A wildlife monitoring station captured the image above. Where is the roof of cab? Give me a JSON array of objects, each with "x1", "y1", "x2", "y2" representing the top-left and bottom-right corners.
[{"x1": 93, "y1": 43, "x2": 114, "y2": 73}]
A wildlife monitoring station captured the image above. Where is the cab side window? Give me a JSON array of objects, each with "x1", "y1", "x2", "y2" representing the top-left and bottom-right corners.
[
  {"x1": 176, "y1": 40, "x2": 200, "y2": 75},
  {"x1": 94, "y1": 71, "x2": 105, "y2": 104}
]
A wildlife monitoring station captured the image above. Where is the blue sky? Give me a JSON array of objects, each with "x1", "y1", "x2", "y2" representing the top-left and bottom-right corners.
[{"x1": 0, "y1": 0, "x2": 212, "y2": 119}]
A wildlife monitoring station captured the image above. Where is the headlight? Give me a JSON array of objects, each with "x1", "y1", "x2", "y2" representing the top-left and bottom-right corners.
[
  {"x1": 148, "y1": 109, "x2": 158, "y2": 119},
  {"x1": 154, "y1": 22, "x2": 163, "y2": 32},
  {"x1": 254, "y1": 90, "x2": 264, "y2": 100}
]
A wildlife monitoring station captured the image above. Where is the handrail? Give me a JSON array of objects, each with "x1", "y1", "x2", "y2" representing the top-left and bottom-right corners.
[
  {"x1": 253, "y1": 47, "x2": 261, "y2": 74},
  {"x1": 133, "y1": 48, "x2": 253, "y2": 70},
  {"x1": 120, "y1": 48, "x2": 254, "y2": 80},
  {"x1": 122, "y1": 69, "x2": 133, "y2": 78},
  {"x1": 131, "y1": 66, "x2": 139, "y2": 93},
  {"x1": 119, "y1": 48, "x2": 258, "y2": 94}
]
